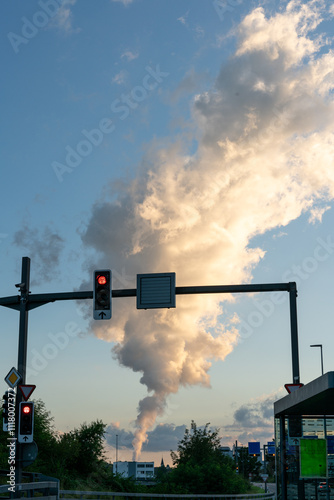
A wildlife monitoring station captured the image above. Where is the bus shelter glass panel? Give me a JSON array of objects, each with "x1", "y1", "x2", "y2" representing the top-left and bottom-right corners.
[{"x1": 275, "y1": 417, "x2": 334, "y2": 500}]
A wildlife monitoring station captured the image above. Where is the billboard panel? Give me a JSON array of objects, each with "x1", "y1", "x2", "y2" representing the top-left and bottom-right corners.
[{"x1": 300, "y1": 439, "x2": 327, "y2": 478}]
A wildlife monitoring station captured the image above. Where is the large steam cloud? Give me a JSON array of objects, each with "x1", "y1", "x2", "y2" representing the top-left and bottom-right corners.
[
  {"x1": 105, "y1": 393, "x2": 279, "y2": 454},
  {"x1": 81, "y1": 1, "x2": 334, "y2": 459}
]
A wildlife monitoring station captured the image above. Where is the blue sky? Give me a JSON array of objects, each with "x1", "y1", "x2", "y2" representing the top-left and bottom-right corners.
[{"x1": 1, "y1": 0, "x2": 334, "y2": 465}]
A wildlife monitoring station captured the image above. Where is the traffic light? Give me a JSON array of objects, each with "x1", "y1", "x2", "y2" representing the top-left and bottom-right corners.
[
  {"x1": 2, "y1": 391, "x2": 9, "y2": 431},
  {"x1": 93, "y1": 270, "x2": 112, "y2": 320},
  {"x1": 289, "y1": 416, "x2": 302, "y2": 438},
  {"x1": 18, "y1": 401, "x2": 34, "y2": 443}
]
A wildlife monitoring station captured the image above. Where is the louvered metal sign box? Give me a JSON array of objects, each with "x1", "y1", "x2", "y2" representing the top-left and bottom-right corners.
[{"x1": 137, "y1": 273, "x2": 176, "y2": 309}]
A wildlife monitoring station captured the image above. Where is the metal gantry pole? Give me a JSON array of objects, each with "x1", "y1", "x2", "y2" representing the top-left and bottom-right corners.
[
  {"x1": 280, "y1": 415, "x2": 287, "y2": 500},
  {"x1": 320, "y1": 345, "x2": 324, "y2": 376},
  {"x1": 310, "y1": 344, "x2": 324, "y2": 376},
  {"x1": 17, "y1": 257, "x2": 30, "y2": 386},
  {"x1": 116, "y1": 434, "x2": 118, "y2": 474},
  {"x1": 288, "y1": 282, "x2": 300, "y2": 384},
  {"x1": 0, "y1": 259, "x2": 301, "y2": 489},
  {"x1": 263, "y1": 444, "x2": 268, "y2": 493},
  {"x1": 15, "y1": 257, "x2": 31, "y2": 490}
]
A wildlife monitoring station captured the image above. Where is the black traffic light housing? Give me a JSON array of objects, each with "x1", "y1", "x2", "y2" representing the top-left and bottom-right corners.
[
  {"x1": 2, "y1": 391, "x2": 9, "y2": 431},
  {"x1": 93, "y1": 270, "x2": 112, "y2": 320},
  {"x1": 289, "y1": 416, "x2": 302, "y2": 438},
  {"x1": 18, "y1": 401, "x2": 34, "y2": 443}
]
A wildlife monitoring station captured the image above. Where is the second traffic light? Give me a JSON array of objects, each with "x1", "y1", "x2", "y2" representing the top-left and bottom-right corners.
[
  {"x1": 93, "y1": 270, "x2": 112, "y2": 320},
  {"x1": 18, "y1": 401, "x2": 34, "y2": 443},
  {"x1": 2, "y1": 391, "x2": 9, "y2": 432}
]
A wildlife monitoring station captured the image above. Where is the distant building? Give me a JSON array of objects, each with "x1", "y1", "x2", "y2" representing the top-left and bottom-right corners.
[
  {"x1": 113, "y1": 461, "x2": 155, "y2": 480},
  {"x1": 154, "y1": 457, "x2": 171, "y2": 476}
]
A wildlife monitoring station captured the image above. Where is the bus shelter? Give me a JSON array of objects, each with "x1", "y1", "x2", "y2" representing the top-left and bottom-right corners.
[{"x1": 274, "y1": 372, "x2": 334, "y2": 500}]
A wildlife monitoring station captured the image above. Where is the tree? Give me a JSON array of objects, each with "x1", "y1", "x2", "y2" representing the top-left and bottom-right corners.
[
  {"x1": 0, "y1": 398, "x2": 143, "y2": 491},
  {"x1": 264, "y1": 453, "x2": 276, "y2": 481},
  {"x1": 237, "y1": 447, "x2": 262, "y2": 480},
  {"x1": 55, "y1": 420, "x2": 106, "y2": 477},
  {"x1": 171, "y1": 421, "x2": 222, "y2": 467},
  {"x1": 168, "y1": 421, "x2": 248, "y2": 494},
  {"x1": 1, "y1": 398, "x2": 109, "y2": 489}
]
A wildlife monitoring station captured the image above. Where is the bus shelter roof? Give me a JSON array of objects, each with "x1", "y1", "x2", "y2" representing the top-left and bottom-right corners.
[{"x1": 274, "y1": 372, "x2": 334, "y2": 417}]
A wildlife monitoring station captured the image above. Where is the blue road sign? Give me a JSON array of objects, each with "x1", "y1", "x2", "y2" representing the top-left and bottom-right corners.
[
  {"x1": 267, "y1": 441, "x2": 275, "y2": 455},
  {"x1": 328, "y1": 436, "x2": 334, "y2": 454},
  {"x1": 248, "y1": 442, "x2": 261, "y2": 455}
]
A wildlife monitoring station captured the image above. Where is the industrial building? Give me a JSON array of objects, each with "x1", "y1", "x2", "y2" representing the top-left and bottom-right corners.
[{"x1": 113, "y1": 461, "x2": 155, "y2": 480}]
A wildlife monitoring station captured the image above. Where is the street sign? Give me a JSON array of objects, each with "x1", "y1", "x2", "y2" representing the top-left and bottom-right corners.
[
  {"x1": 285, "y1": 383, "x2": 304, "y2": 393},
  {"x1": 5, "y1": 367, "x2": 21, "y2": 388},
  {"x1": 137, "y1": 273, "x2": 176, "y2": 309},
  {"x1": 328, "y1": 436, "x2": 334, "y2": 454},
  {"x1": 261, "y1": 474, "x2": 269, "y2": 481},
  {"x1": 267, "y1": 441, "x2": 275, "y2": 455},
  {"x1": 18, "y1": 385, "x2": 36, "y2": 401},
  {"x1": 248, "y1": 441, "x2": 261, "y2": 455}
]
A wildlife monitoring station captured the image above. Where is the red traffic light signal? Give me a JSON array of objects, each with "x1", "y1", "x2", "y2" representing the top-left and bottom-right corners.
[
  {"x1": 97, "y1": 275, "x2": 107, "y2": 285},
  {"x1": 93, "y1": 270, "x2": 112, "y2": 320}
]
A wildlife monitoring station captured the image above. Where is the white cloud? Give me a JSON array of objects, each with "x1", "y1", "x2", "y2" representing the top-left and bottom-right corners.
[
  {"x1": 194, "y1": 25, "x2": 205, "y2": 38},
  {"x1": 81, "y1": 0, "x2": 334, "y2": 460},
  {"x1": 308, "y1": 205, "x2": 331, "y2": 224},
  {"x1": 222, "y1": 389, "x2": 285, "y2": 446},
  {"x1": 105, "y1": 422, "x2": 186, "y2": 452},
  {"x1": 50, "y1": 0, "x2": 80, "y2": 34},
  {"x1": 121, "y1": 50, "x2": 139, "y2": 61},
  {"x1": 273, "y1": 231, "x2": 288, "y2": 239},
  {"x1": 13, "y1": 225, "x2": 65, "y2": 284},
  {"x1": 171, "y1": 68, "x2": 210, "y2": 103},
  {"x1": 111, "y1": 0, "x2": 134, "y2": 6},
  {"x1": 235, "y1": 2, "x2": 325, "y2": 67},
  {"x1": 177, "y1": 11, "x2": 189, "y2": 25},
  {"x1": 111, "y1": 70, "x2": 127, "y2": 85}
]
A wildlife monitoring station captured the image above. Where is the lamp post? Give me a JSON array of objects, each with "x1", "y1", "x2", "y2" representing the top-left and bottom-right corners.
[
  {"x1": 116, "y1": 434, "x2": 118, "y2": 474},
  {"x1": 310, "y1": 344, "x2": 324, "y2": 375}
]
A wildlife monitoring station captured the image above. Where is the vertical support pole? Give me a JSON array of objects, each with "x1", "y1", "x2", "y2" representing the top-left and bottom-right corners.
[
  {"x1": 320, "y1": 345, "x2": 324, "y2": 376},
  {"x1": 280, "y1": 415, "x2": 287, "y2": 500},
  {"x1": 17, "y1": 257, "x2": 30, "y2": 385},
  {"x1": 263, "y1": 444, "x2": 267, "y2": 493},
  {"x1": 116, "y1": 434, "x2": 118, "y2": 474},
  {"x1": 289, "y1": 282, "x2": 300, "y2": 383},
  {"x1": 15, "y1": 257, "x2": 31, "y2": 491}
]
